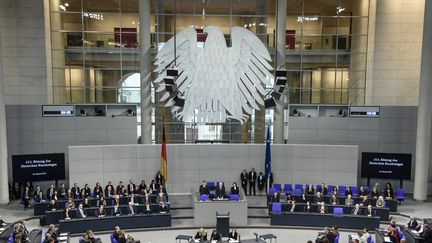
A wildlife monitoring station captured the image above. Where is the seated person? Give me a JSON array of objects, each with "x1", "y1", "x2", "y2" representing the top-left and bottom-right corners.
[
  {"x1": 351, "y1": 204, "x2": 362, "y2": 216},
  {"x1": 306, "y1": 184, "x2": 314, "y2": 195},
  {"x1": 298, "y1": 193, "x2": 307, "y2": 203},
  {"x1": 143, "y1": 203, "x2": 152, "y2": 214},
  {"x1": 111, "y1": 204, "x2": 121, "y2": 216},
  {"x1": 65, "y1": 198, "x2": 75, "y2": 210},
  {"x1": 76, "y1": 203, "x2": 87, "y2": 218},
  {"x1": 210, "y1": 229, "x2": 221, "y2": 242},
  {"x1": 127, "y1": 179, "x2": 136, "y2": 195},
  {"x1": 384, "y1": 188, "x2": 394, "y2": 200},
  {"x1": 48, "y1": 200, "x2": 57, "y2": 211},
  {"x1": 421, "y1": 224, "x2": 432, "y2": 242},
  {"x1": 82, "y1": 184, "x2": 91, "y2": 198},
  {"x1": 270, "y1": 192, "x2": 280, "y2": 202},
  {"x1": 376, "y1": 196, "x2": 385, "y2": 208},
  {"x1": 45, "y1": 224, "x2": 59, "y2": 242},
  {"x1": 117, "y1": 181, "x2": 127, "y2": 196},
  {"x1": 330, "y1": 194, "x2": 338, "y2": 205},
  {"x1": 82, "y1": 197, "x2": 90, "y2": 208},
  {"x1": 34, "y1": 191, "x2": 45, "y2": 203},
  {"x1": 304, "y1": 201, "x2": 313, "y2": 213},
  {"x1": 150, "y1": 180, "x2": 159, "y2": 192},
  {"x1": 105, "y1": 182, "x2": 114, "y2": 197},
  {"x1": 228, "y1": 228, "x2": 239, "y2": 242},
  {"x1": 407, "y1": 216, "x2": 419, "y2": 229},
  {"x1": 97, "y1": 195, "x2": 107, "y2": 207},
  {"x1": 345, "y1": 186, "x2": 353, "y2": 196},
  {"x1": 58, "y1": 183, "x2": 67, "y2": 199},
  {"x1": 199, "y1": 181, "x2": 209, "y2": 195},
  {"x1": 286, "y1": 193, "x2": 295, "y2": 204},
  {"x1": 358, "y1": 186, "x2": 367, "y2": 197},
  {"x1": 127, "y1": 202, "x2": 136, "y2": 215},
  {"x1": 96, "y1": 205, "x2": 106, "y2": 218},
  {"x1": 64, "y1": 208, "x2": 71, "y2": 220},
  {"x1": 159, "y1": 202, "x2": 168, "y2": 213},
  {"x1": 65, "y1": 189, "x2": 74, "y2": 200},
  {"x1": 112, "y1": 226, "x2": 121, "y2": 241},
  {"x1": 318, "y1": 202, "x2": 326, "y2": 213},
  {"x1": 142, "y1": 191, "x2": 150, "y2": 204},
  {"x1": 230, "y1": 182, "x2": 240, "y2": 195},
  {"x1": 157, "y1": 192, "x2": 166, "y2": 203},
  {"x1": 158, "y1": 185, "x2": 168, "y2": 197},
  {"x1": 360, "y1": 195, "x2": 370, "y2": 207},
  {"x1": 345, "y1": 194, "x2": 354, "y2": 206},
  {"x1": 22, "y1": 186, "x2": 31, "y2": 209},
  {"x1": 194, "y1": 228, "x2": 207, "y2": 242},
  {"x1": 314, "y1": 192, "x2": 323, "y2": 204},
  {"x1": 332, "y1": 186, "x2": 338, "y2": 196},
  {"x1": 138, "y1": 180, "x2": 147, "y2": 194},
  {"x1": 318, "y1": 183, "x2": 328, "y2": 195},
  {"x1": 371, "y1": 186, "x2": 380, "y2": 199},
  {"x1": 215, "y1": 182, "x2": 226, "y2": 198},
  {"x1": 364, "y1": 205, "x2": 375, "y2": 217}
]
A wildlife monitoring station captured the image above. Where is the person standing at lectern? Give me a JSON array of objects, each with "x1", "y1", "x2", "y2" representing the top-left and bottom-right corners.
[
  {"x1": 155, "y1": 171, "x2": 165, "y2": 186},
  {"x1": 248, "y1": 168, "x2": 257, "y2": 196},
  {"x1": 257, "y1": 172, "x2": 265, "y2": 195},
  {"x1": 199, "y1": 181, "x2": 209, "y2": 195},
  {"x1": 240, "y1": 169, "x2": 248, "y2": 195}
]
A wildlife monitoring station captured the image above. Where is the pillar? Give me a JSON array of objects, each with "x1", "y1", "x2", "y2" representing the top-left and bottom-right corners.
[
  {"x1": 413, "y1": 0, "x2": 432, "y2": 201},
  {"x1": 139, "y1": 0, "x2": 152, "y2": 144},
  {"x1": 0, "y1": 37, "x2": 9, "y2": 204},
  {"x1": 273, "y1": 0, "x2": 287, "y2": 144}
]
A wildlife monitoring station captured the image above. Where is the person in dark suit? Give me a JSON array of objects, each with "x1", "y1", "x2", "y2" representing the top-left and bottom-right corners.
[
  {"x1": 46, "y1": 184, "x2": 55, "y2": 200},
  {"x1": 210, "y1": 229, "x2": 221, "y2": 242},
  {"x1": 65, "y1": 189, "x2": 73, "y2": 200},
  {"x1": 318, "y1": 183, "x2": 328, "y2": 195},
  {"x1": 21, "y1": 186, "x2": 31, "y2": 210},
  {"x1": 306, "y1": 184, "x2": 315, "y2": 195},
  {"x1": 228, "y1": 228, "x2": 239, "y2": 241},
  {"x1": 96, "y1": 205, "x2": 106, "y2": 218},
  {"x1": 351, "y1": 204, "x2": 362, "y2": 216},
  {"x1": 248, "y1": 168, "x2": 257, "y2": 196},
  {"x1": 34, "y1": 191, "x2": 45, "y2": 203},
  {"x1": 360, "y1": 195, "x2": 370, "y2": 207},
  {"x1": 345, "y1": 186, "x2": 353, "y2": 196},
  {"x1": 104, "y1": 181, "x2": 114, "y2": 197},
  {"x1": 116, "y1": 181, "x2": 126, "y2": 196},
  {"x1": 159, "y1": 202, "x2": 168, "y2": 213},
  {"x1": 384, "y1": 183, "x2": 394, "y2": 199},
  {"x1": 270, "y1": 192, "x2": 280, "y2": 202},
  {"x1": 155, "y1": 171, "x2": 165, "y2": 186},
  {"x1": 76, "y1": 203, "x2": 87, "y2": 218},
  {"x1": 194, "y1": 228, "x2": 207, "y2": 242},
  {"x1": 314, "y1": 192, "x2": 323, "y2": 204},
  {"x1": 407, "y1": 216, "x2": 419, "y2": 229},
  {"x1": 257, "y1": 172, "x2": 265, "y2": 195},
  {"x1": 111, "y1": 204, "x2": 121, "y2": 216},
  {"x1": 127, "y1": 179, "x2": 136, "y2": 195},
  {"x1": 138, "y1": 180, "x2": 147, "y2": 194},
  {"x1": 150, "y1": 180, "x2": 159, "y2": 193},
  {"x1": 318, "y1": 203, "x2": 326, "y2": 213},
  {"x1": 240, "y1": 169, "x2": 248, "y2": 195},
  {"x1": 58, "y1": 183, "x2": 67, "y2": 199},
  {"x1": 82, "y1": 184, "x2": 91, "y2": 198},
  {"x1": 199, "y1": 181, "x2": 209, "y2": 195},
  {"x1": 127, "y1": 202, "x2": 136, "y2": 215},
  {"x1": 421, "y1": 224, "x2": 432, "y2": 242},
  {"x1": 230, "y1": 182, "x2": 240, "y2": 195},
  {"x1": 364, "y1": 205, "x2": 375, "y2": 217},
  {"x1": 286, "y1": 193, "x2": 295, "y2": 204},
  {"x1": 216, "y1": 182, "x2": 226, "y2": 198},
  {"x1": 93, "y1": 182, "x2": 103, "y2": 196},
  {"x1": 71, "y1": 183, "x2": 80, "y2": 198}
]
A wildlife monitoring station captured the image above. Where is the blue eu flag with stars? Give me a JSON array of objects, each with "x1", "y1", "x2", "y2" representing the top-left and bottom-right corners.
[{"x1": 265, "y1": 126, "x2": 271, "y2": 182}]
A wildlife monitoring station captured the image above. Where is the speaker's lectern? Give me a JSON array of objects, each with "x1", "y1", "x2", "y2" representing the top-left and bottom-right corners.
[{"x1": 216, "y1": 212, "x2": 230, "y2": 237}]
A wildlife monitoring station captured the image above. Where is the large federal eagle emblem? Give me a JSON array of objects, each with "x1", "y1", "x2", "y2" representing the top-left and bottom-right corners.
[{"x1": 154, "y1": 26, "x2": 274, "y2": 124}]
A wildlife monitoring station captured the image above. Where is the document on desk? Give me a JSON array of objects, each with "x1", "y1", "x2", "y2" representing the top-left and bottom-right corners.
[
  {"x1": 411, "y1": 230, "x2": 419, "y2": 235},
  {"x1": 384, "y1": 236, "x2": 391, "y2": 242},
  {"x1": 350, "y1": 234, "x2": 359, "y2": 240}
]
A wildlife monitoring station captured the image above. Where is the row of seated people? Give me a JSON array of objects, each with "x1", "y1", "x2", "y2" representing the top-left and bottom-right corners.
[
  {"x1": 64, "y1": 202, "x2": 169, "y2": 220},
  {"x1": 25, "y1": 178, "x2": 167, "y2": 204},
  {"x1": 270, "y1": 192, "x2": 388, "y2": 208},
  {"x1": 270, "y1": 182, "x2": 401, "y2": 200},
  {"x1": 44, "y1": 192, "x2": 167, "y2": 212},
  {"x1": 198, "y1": 181, "x2": 241, "y2": 200},
  {"x1": 194, "y1": 228, "x2": 239, "y2": 242},
  {"x1": 271, "y1": 201, "x2": 378, "y2": 217}
]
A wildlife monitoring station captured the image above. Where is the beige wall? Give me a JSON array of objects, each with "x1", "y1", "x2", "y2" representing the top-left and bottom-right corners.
[
  {"x1": 365, "y1": 0, "x2": 425, "y2": 106},
  {"x1": 0, "y1": 0, "x2": 49, "y2": 105}
]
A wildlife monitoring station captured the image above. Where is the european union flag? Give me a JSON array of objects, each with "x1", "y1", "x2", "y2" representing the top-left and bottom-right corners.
[{"x1": 265, "y1": 126, "x2": 271, "y2": 181}]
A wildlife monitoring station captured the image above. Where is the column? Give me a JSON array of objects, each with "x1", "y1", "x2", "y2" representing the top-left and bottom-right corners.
[
  {"x1": 413, "y1": 0, "x2": 432, "y2": 201},
  {"x1": 0, "y1": 37, "x2": 9, "y2": 204},
  {"x1": 139, "y1": 0, "x2": 152, "y2": 144},
  {"x1": 273, "y1": 0, "x2": 287, "y2": 144}
]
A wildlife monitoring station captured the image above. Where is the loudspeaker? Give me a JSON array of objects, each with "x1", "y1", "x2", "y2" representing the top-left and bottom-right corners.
[
  {"x1": 167, "y1": 68, "x2": 178, "y2": 77},
  {"x1": 276, "y1": 77, "x2": 287, "y2": 86},
  {"x1": 164, "y1": 77, "x2": 175, "y2": 85},
  {"x1": 271, "y1": 92, "x2": 282, "y2": 100},
  {"x1": 264, "y1": 98, "x2": 276, "y2": 108},
  {"x1": 275, "y1": 68, "x2": 287, "y2": 78},
  {"x1": 173, "y1": 96, "x2": 185, "y2": 107}
]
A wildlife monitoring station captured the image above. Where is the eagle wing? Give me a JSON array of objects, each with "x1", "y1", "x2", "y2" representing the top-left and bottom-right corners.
[
  {"x1": 229, "y1": 27, "x2": 273, "y2": 118},
  {"x1": 154, "y1": 27, "x2": 200, "y2": 108}
]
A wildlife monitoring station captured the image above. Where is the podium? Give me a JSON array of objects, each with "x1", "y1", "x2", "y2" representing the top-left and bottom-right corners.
[{"x1": 216, "y1": 212, "x2": 230, "y2": 237}]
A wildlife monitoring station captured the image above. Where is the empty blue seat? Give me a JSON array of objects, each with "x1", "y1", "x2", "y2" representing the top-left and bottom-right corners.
[
  {"x1": 273, "y1": 184, "x2": 282, "y2": 192},
  {"x1": 328, "y1": 185, "x2": 335, "y2": 195},
  {"x1": 338, "y1": 185, "x2": 346, "y2": 196},
  {"x1": 294, "y1": 184, "x2": 303, "y2": 190},
  {"x1": 200, "y1": 194, "x2": 209, "y2": 201},
  {"x1": 207, "y1": 182, "x2": 215, "y2": 188},
  {"x1": 352, "y1": 186, "x2": 359, "y2": 197},
  {"x1": 268, "y1": 188, "x2": 277, "y2": 195},
  {"x1": 272, "y1": 203, "x2": 282, "y2": 213},
  {"x1": 284, "y1": 184, "x2": 292, "y2": 194},
  {"x1": 396, "y1": 188, "x2": 405, "y2": 203},
  {"x1": 293, "y1": 188, "x2": 302, "y2": 195},
  {"x1": 229, "y1": 194, "x2": 239, "y2": 201},
  {"x1": 364, "y1": 186, "x2": 370, "y2": 193},
  {"x1": 110, "y1": 234, "x2": 118, "y2": 243},
  {"x1": 334, "y1": 233, "x2": 340, "y2": 243},
  {"x1": 367, "y1": 235, "x2": 374, "y2": 243},
  {"x1": 333, "y1": 207, "x2": 343, "y2": 215},
  {"x1": 316, "y1": 184, "x2": 322, "y2": 192}
]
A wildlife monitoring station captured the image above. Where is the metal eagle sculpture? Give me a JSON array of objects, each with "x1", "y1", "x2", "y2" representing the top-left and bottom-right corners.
[{"x1": 154, "y1": 26, "x2": 274, "y2": 124}]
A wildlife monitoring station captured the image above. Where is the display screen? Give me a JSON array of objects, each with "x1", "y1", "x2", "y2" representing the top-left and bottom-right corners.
[
  {"x1": 361, "y1": 152, "x2": 412, "y2": 180},
  {"x1": 12, "y1": 153, "x2": 65, "y2": 182}
]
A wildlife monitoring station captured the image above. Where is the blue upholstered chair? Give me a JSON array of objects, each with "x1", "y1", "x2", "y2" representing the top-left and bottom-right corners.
[{"x1": 284, "y1": 184, "x2": 292, "y2": 194}]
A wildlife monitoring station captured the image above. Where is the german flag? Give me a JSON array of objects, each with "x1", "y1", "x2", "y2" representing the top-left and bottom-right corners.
[{"x1": 160, "y1": 125, "x2": 168, "y2": 185}]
